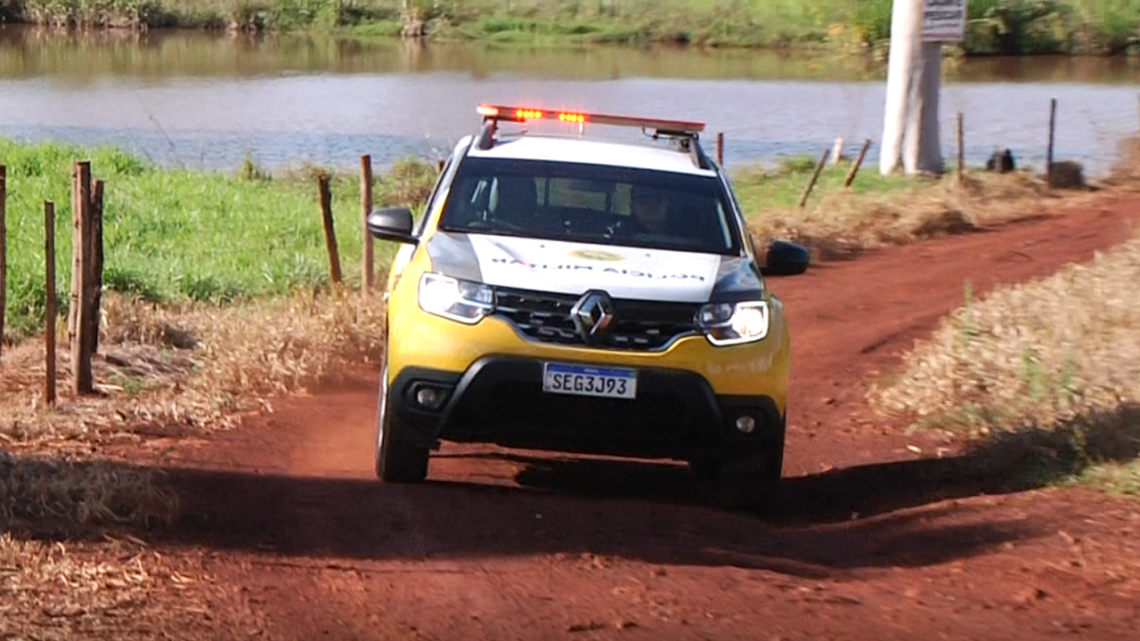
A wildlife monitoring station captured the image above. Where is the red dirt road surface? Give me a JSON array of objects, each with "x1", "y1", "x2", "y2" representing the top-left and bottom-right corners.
[{"x1": 157, "y1": 195, "x2": 1140, "y2": 640}]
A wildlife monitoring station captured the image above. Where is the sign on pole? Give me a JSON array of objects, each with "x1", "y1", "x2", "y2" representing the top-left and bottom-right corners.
[{"x1": 923, "y1": 0, "x2": 967, "y2": 42}]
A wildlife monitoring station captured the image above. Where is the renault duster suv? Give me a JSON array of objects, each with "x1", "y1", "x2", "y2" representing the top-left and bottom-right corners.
[{"x1": 366, "y1": 104, "x2": 808, "y2": 498}]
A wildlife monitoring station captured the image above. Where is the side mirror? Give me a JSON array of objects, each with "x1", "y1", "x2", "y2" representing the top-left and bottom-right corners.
[
  {"x1": 367, "y1": 207, "x2": 417, "y2": 245},
  {"x1": 761, "y1": 240, "x2": 809, "y2": 276}
]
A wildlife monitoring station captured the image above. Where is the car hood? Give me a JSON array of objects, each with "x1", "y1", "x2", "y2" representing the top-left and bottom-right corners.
[{"x1": 425, "y1": 232, "x2": 764, "y2": 304}]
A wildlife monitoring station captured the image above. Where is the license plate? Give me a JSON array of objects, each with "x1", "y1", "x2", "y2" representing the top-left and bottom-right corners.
[{"x1": 542, "y1": 363, "x2": 637, "y2": 400}]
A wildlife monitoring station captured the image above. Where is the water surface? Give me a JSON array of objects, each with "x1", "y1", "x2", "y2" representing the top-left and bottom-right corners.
[{"x1": 1, "y1": 27, "x2": 1137, "y2": 175}]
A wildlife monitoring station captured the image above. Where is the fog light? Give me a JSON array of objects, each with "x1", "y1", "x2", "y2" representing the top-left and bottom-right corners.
[
  {"x1": 735, "y1": 415, "x2": 756, "y2": 434},
  {"x1": 415, "y1": 387, "x2": 440, "y2": 408}
]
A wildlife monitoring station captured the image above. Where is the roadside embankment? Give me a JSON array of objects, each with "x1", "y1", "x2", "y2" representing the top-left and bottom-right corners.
[{"x1": 1, "y1": 0, "x2": 1137, "y2": 55}]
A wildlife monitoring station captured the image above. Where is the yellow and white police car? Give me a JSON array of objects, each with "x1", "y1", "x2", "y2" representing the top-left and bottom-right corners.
[{"x1": 367, "y1": 104, "x2": 808, "y2": 502}]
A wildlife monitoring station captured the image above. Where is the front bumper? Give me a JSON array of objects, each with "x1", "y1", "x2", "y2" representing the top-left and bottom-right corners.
[{"x1": 389, "y1": 356, "x2": 784, "y2": 462}]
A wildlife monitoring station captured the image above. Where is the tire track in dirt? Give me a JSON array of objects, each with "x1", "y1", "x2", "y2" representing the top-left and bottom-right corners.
[{"x1": 163, "y1": 194, "x2": 1140, "y2": 641}]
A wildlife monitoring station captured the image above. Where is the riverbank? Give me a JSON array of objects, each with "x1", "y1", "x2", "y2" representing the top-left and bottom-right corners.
[{"x1": 1, "y1": 0, "x2": 1137, "y2": 56}]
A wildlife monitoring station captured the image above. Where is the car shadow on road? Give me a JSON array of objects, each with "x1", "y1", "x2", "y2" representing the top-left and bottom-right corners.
[
  {"x1": 475, "y1": 402, "x2": 1140, "y2": 522},
  {"x1": 146, "y1": 462, "x2": 1035, "y2": 579},
  {"x1": 4, "y1": 405, "x2": 1135, "y2": 578}
]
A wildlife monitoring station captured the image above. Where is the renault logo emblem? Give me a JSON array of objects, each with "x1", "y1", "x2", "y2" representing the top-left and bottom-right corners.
[{"x1": 571, "y1": 290, "x2": 616, "y2": 344}]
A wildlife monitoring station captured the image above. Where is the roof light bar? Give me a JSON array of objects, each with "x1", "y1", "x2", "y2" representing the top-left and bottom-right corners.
[{"x1": 476, "y1": 103, "x2": 705, "y2": 135}]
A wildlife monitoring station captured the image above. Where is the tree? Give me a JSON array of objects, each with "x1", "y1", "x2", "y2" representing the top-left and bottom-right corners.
[{"x1": 880, "y1": 0, "x2": 944, "y2": 176}]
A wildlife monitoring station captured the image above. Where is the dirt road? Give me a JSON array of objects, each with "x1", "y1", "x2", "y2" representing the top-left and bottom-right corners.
[{"x1": 157, "y1": 195, "x2": 1140, "y2": 640}]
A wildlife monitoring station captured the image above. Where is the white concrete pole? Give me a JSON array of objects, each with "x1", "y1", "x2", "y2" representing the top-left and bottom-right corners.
[{"x1": 880, "y1": 0, "x2": 923, "y2": 175}]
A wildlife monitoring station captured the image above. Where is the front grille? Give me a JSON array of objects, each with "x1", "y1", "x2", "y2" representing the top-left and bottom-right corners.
[{"x1": 493, "y1": 287, "x2": 700, "y2": 351}]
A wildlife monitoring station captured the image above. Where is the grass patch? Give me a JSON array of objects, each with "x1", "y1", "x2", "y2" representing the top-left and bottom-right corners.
[
  {"x1": 868, "y1": 229, "x2": 1140, "y2": 496},
  {"x1": 428, "y1": 0, "x2": 1139, "y2": 54},
  {"x1": 732, "y1": 153, "x2": 915, "y2": 212},
  {"x1": 3, "y1": 0, "x2": 1138, "y2": 55},
  {"x1": 0, "y1": 139, "x2": 436, "y2": 342}
]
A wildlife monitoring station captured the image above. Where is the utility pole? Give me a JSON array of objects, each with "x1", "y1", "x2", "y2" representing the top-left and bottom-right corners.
[
  {"x1": 880, "y1": 0, "x2": 922, "y2": 176},
  {"x1": 881, "y1": 0, "x2": 962, "y2": 176},
  {"x1": 905, "y1": 39, "x2": 944, "y2": 175}
]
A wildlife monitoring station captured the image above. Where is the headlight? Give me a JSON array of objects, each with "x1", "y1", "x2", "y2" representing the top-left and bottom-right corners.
[
  {"x1": 697, "y1": 301, "x2": 769, "y2": 346},
  {"x1": 418, "y1": 273, "x2": 494, "y2": 324}
]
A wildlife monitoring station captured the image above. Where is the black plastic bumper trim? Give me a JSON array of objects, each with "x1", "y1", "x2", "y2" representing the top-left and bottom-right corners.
[{"x1": 387, "y1": 358, "x2": 783, "y2": 460}]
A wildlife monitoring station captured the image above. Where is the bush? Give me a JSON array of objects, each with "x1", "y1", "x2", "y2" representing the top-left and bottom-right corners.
[{"x1": 850, "y1": 0, "x2": 892, "y2": 46}]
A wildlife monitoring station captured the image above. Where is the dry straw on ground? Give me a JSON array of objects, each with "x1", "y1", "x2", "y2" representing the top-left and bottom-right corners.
[
  {"x1": 750, "y1": 168, "x2": 1109, "y2": 260},
  {"x1": 1, "y1": 288, "x2": 386, "y2": 451},
  {"x1": 0, "y1": 534, "x2": 262, "y2": 641},
  {"x1": 869, "y1": 232, "x2": 1140, "y2": 430},
  {"x1": 1, "y1": 286, "x2": 385, "y2": 538},
  {"x1": 868, "y1": 228, "x2": 1140, "y2": 490},
  {"x1": 0, "y1": 451, "x2": 177, "y2": 529},
  {"x1": 1104, "y1": 137, "x2": 1140, "y2": 188},
  {"x1": 1, "y1": 288, "x2": 381, "y2": 637}
]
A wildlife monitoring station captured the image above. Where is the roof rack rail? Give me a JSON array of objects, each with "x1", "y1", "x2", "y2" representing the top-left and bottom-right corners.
[{"x1": 474, "y1": 104, "x2": 712, "y2": 168}]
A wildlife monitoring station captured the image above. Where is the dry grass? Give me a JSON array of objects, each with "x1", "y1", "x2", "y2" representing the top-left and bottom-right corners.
[
  {"x1": 1, "y1": 287, "x2": 385, "y2": 451},
  {"x1": 868, "y1": 229, "x2": 1140, "y2": 494},
  {"x1": 0, "y1": 288, "x2": 380, "y2": 637},
  {"x1": 1, "y1": 286, "x2": 383, "y2": 534},
  {"x1": 0, "y1": 534, "x2": 259, "y2": 640},
  {"x1": 0, "y1": 452, "x2": 178, "y2": 530},
  {"x1": 1104, "y1": 137, "x2": 1140, "y2": 188},
  {"x1": 748, "y1": 168, "x2": 1110, "y2": 260}
]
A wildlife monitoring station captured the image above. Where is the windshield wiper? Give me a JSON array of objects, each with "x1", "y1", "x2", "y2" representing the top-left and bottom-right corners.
[{"x1": 438, "y1": 225, "x2": 530, "y2": 239}]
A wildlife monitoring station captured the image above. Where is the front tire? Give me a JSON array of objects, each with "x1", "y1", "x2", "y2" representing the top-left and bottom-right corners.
[
  {"x1": 375, "y1": 364, "x2": 430, "y2": 484},
  {"x1": 716, "y1": 446, "x2": 784, "y2": 512},
  {"x1": 695, "y1": 421, "x2": 786, "y2": 511}
]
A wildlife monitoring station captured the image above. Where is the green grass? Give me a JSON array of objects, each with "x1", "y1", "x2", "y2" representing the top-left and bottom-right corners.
[
  {"x1": 0, "y1": 139, "x2": 436, "y2": 342},
  {"x1": 425, "y1": 0, "x2": 852, "y2": 48},
  {"x1": 3, "y1": 0, "x2": 1137, "y2": 55},
  {"x1": 729, "y1": 153, "x2": 914, "y2": 213}
]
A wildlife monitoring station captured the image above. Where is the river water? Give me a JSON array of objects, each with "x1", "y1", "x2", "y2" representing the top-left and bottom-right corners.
[{"x1": 1, "y1": 26, "x2": 1137, "y2": 175}]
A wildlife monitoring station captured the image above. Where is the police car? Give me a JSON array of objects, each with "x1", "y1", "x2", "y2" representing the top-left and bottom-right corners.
[{"x1": 367, "y1": 104, "x2": 808, "y2": 502}]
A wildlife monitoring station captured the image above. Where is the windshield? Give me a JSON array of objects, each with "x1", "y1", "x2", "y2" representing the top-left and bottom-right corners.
[{"x1": 438, "y1": 157, "x2": 742, "y2": 255}]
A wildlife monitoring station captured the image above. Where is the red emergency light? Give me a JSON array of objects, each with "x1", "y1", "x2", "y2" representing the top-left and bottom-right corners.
[{"x1": 476, "y1": 104, "x2": 705, "y2": 135}]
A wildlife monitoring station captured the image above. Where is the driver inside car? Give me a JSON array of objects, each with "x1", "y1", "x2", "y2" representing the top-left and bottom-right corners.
[
  {"x1": 490, "y1": 175, "x2": 538, "y2": 228},
  {"x1": 625, "y1": 184, "x2": 671, "y2": 235}
]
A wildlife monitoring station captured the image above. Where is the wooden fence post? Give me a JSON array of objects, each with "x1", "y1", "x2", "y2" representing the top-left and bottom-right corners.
[
  {"x1": 45, "y1": 201, "x2": 57, "y2": 406},
  {"x1": 1046, "y1": 98, "x2": 1057, "y2": 187},
  {"x1": 0, "y1": 165, "x2": 6, "y2": 392},
  {"x1": 798, "y1": 148, "x2": 831, "y2": 209},
  {"x1": 89, "y1": 180, "x2": 104, "y2": 355},
  {"x1": 957, "y1": 111, "x2": 965, "y2": 184},
  {"x1": 360, "y1": 156, "x2": 374, "y2": 294},
  {"x1": 831, "y1": 137, "x2": 845, "y2": 165},
  {"x1": 716, "y1": 132, "x2": 724, "y2": 166},
  {"x1": 318, "y1": 173, "x2": 343, "y2": 286},
  {"x1": 843, "y1": 139, "x2": 872, "y2": 189},
  {"x1": 70, "y1": 161, "x2": 95, "y2": 395}
]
